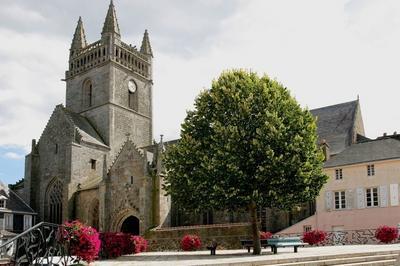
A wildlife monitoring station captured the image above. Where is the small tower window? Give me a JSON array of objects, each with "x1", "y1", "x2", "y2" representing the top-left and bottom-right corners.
[
  {"x1": 90, "y1": 159, "x2": 96, "y2": 170},
  {"x1": 55, "y1": 144, "x2": 58, "y2": 154},
  {"x1": 0, "y1": 200, "x2": 5, "y2": 208},
  {"x1": 130, "y1": 176, "x2": 134, "y2": 184},
  {"x1": 128, "y1": 79, "x2": 138, "y2": 110},
  {"x1": 83, "y1": 79, "x2": 93, "y2": 108}
]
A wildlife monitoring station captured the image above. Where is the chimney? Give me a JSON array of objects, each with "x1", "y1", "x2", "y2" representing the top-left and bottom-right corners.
[{"x1": 383, "y1": 133, "x2": 387, "y2": 137}]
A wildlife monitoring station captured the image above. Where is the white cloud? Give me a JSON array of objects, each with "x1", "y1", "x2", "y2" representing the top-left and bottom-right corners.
[
  {"x1": 1, "y1": 0, "x2": 400, "y2": 154},
  {"x1": 2, "y1": 152, "x2": 24, "y2": 160}
]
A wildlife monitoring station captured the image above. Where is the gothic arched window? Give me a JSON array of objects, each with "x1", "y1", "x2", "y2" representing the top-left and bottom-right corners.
[
  {"x1": 83, "y1": 79, "x2": 93, "y2": 108},
  {"x1": 46, "y1": 179, "x2": 63, "y2": 224},
  {"x1": 128, "y1": 79, "x2": 138, "y2": 111}
]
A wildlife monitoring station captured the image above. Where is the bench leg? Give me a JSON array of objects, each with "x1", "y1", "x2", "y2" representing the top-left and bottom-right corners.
[
  {"x1": 271, "y1": 246, "x2": 273, "y2": 252},
  {"x1": 274, "y1": 246, "x2": 277, "y2": 254},
  {"x1": 294, "y1": 246, "x2": 298, "y2": 253},
  {"x1": 247, "y1": 247, "x2": 250, "y2": 253}
]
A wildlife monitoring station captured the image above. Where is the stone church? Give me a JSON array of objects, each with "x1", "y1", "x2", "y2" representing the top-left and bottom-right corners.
[
  {"x1": 16, "y1": 1, "x2": 367, "y2": 235},
  {"x1": 21, "y1": 1, "x2": 170, "y2": 234}
]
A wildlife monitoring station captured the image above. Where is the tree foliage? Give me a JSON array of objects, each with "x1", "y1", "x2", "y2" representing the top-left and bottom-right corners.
[{"x1": 164, "y1": 70, "x2": 327, "y2": 213}]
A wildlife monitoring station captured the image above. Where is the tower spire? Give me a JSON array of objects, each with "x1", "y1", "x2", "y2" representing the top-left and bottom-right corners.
[
  {"x1": 140, "y1": 29, "x2": 153, "y2": 57},
  {"x1": 102, "y1": 0, "x2": 121, "y2": 39},
  {"x1": 70, "y1": 16, "x2": 87, "y2": 54}
]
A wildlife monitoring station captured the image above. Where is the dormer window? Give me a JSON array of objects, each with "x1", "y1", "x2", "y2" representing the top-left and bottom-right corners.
[
  {"x1": 367, "y1": 164, "x2": 375, "y2": 176},
  {"x1": 90, "y1": 159, "x2": 96, "y2": 170}
]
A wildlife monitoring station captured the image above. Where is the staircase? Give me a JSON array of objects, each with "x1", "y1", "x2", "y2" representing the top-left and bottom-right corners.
[{"x1": 258, "y1": 250, "x2": 400, "y2": 266}]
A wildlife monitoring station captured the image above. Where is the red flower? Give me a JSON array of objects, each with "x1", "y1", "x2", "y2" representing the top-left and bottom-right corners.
[
  {"x1": 181, "y1": 235, "x2": 201, "y2": 251},
  {"x1": 302, "y1": 230, "x2": 327, "y2": 245},
  {"x1": 259, "y1": 231, "x2": 273, "y2": 239},
  {"x1": 375, "y1": 226, "x2": 399, "y2": 244}
]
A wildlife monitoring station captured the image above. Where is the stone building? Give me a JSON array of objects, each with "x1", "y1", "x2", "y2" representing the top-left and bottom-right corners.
[{"x1": 22, "y1": 1, "x2": 169, "y2": 234}]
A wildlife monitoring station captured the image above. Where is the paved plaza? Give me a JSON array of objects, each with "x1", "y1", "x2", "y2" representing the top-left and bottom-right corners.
[{"x1": 93, "y1": 244, "x2": 400, "y2": 265}]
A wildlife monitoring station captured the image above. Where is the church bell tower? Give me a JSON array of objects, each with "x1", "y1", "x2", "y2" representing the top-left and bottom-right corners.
[{"x1": 65, "y1": 0, "x2": 153, "y2": 156}]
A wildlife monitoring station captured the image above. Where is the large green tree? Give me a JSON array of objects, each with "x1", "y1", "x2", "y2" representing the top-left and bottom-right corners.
[{"x1": 164, "y1": 70, "x2": 328, "y2": 254}]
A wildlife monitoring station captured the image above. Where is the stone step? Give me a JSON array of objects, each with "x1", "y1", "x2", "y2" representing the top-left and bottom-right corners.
[
  {"x1": 334, "y1": 259, "x2": 397, "y2": 266},
  {"x1": 257, "y1": 252, "x2": 399, "y2": 266}
]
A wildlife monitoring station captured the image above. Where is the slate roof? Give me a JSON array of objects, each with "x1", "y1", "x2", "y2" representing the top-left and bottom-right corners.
[
  {"x1": 63, "y1": 107, "x2": 107, "y2": 147},
  {"x1": 324, "y1": 137, "x2": 400, "y2": 168},
  {"x1": 310, "y1": 100, "x2": 359, "y2": 155},
  {"x1": 0, "y1": 186, "x2": 35, "y2": 214}
]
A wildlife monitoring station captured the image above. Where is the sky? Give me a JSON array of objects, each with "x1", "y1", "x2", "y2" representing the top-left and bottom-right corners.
[{"x1": 1, "y1": 0, "x2": 400, "y2": 184}]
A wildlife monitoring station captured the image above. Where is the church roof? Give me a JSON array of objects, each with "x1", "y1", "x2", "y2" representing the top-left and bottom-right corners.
[
  {"x1": 310, "y1": 100, "x2": 360, "y2": 155},
  {"x1": 63, "y1": 107, "x2": 107, "y2": 147},
  {"x1": 324, "y1": 137, "x2": 400, "y2": 168}
]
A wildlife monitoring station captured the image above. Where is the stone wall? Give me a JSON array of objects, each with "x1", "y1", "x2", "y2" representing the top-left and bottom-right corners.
[{"x1": 145, "y1": 223, "x2": 253, "y2": 251}]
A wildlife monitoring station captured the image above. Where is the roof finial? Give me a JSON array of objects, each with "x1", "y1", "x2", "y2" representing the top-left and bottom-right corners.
[
  {"x1": 70, "y1": 16, "x2": 87, "y2": 55},
  {"x1": 102, "y1": 0, "x2": 120, "y2": 39},
  {"x1": 140, "y1": 29, "x2": 153, "y2": 57}
]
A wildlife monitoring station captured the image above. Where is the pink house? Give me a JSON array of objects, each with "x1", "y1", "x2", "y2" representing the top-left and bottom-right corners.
[{"x1": 280, "y1": 100, "x2": 400, "y2": 234}]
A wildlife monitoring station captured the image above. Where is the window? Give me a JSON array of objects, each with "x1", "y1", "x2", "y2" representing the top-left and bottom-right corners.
[
  {"x1": 128, "y1": 80, "x2": 138, "y2": 110},
  {"x1": 83, "y1": 79, "x2": 93, "y2": 108},
  {"x1": 0, "y1": 200, "x2": 5, "y2": 208},
  {"x1": 304, "y1": 225, "x2": 312, "y2": 232},
  {"x1": 55, "y1": 144, "x2": 58, "y2": 154},
  {"x1": 367, "y1": 164, "x2": 375, "y2": 176},
  {"x1": 366, "y1": 187, "x2": 379, "y2": 207},
  {"x1": 130, "y1": 176, "x2": 134, "y2": 184},
  {"x1": 4, "y1": 214, "x2": 13, "y2": 230},
  {"x1": 23, "y1": 215, "x2": 32, "y2": 231},
  {"x1": 334, "y1": 191, "x2": 346, "y2": 209},
  {"x1": 335, "y1": 169, "x2": 343, "y2": 180},
  {"x1": 47, "y1": 179, "x2": 63, "y2": 224},
  {"x1": 90, "y1": 159, "x2": 96, "y2": 170}
]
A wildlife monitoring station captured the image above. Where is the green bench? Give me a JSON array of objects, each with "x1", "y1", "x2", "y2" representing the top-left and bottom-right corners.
[{"x1": 267, "y1": 237, "x2": 306, "y2": 254}]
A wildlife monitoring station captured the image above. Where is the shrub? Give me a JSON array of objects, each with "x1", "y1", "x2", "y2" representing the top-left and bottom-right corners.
[
  {"x1": 302, "y1": 230, "x2": 327, "y2": 245},
  {"x1": 100, "y1": 233, "x2": 148, "y2": 258},
  {"x1": 131, "y1": 235, "x2": 148, "y2": 253},
  {"x1": 59, "y1": 220, "x2": 101, "y2": 263},
  {"x1": 375, "y1": 226, "x2": 399, "y2": 244},
  {"x1": 100, "y1": 232, "x2": 131, "y2": 258},
  {"x1": 260, "y1": 231, "x2": 273, "y2": 239},
  {"x1": 181, "y1": 234, "x2": 202, "y2": 251}
]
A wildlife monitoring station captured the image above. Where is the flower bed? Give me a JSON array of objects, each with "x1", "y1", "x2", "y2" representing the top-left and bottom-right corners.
[
  {"x1": 181, "y1": 234, "x2": 202, "y2": 251},
  {"x1": 375, "y1": 226, "x2": 399, "y2": 244},
  {"x1": 302, "y1": 230, "x2": 327, "y2": 245}
]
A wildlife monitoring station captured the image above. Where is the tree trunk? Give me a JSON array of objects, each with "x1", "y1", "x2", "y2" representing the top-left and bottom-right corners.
[{"x1": 249, "y1": 200, "x2": 261, "y2": 255}]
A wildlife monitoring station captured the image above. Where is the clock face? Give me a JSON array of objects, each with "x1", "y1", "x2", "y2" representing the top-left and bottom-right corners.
[{"x1": 128, "y1": 80, "x2": 137, "y2": 93}]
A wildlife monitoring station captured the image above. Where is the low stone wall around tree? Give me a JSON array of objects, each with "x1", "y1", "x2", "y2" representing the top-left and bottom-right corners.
[{"x1": 145, "y1": 223, "x2": 253, "y2": 251}]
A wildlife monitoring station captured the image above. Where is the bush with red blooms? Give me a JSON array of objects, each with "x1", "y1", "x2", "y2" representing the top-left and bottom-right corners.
[
  {"x1": 131, "y1": 235, "x2": 148, "y2": 253},
  {"x1": 59, "y1": 220, "x2": 101, "y2": 263},
  {"x1": 375, "y1": 226, "x2": 399, "y2": 244},
  {"x1": 100, "y1": 233, "x2": 148, "y2": 258},
  {"x1": 181, "y1": 234, "x2": 202, "y2": 251},
  {"x1": 302, "y1": 230, "x2": 327, "y2": 245},
  {"x1": 260, "y1": 231, "x2": 273, "y2": 239},
  {"x1": 100, "y1": 232, "x2": 131, "y2": 258}
]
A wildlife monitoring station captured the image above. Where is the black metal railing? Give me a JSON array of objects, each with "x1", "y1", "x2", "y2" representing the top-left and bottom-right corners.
[{"x1": 0, "y1": 222, "x2": 73, "y2": 266}]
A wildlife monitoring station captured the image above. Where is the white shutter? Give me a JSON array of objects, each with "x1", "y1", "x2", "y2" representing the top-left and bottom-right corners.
[
  {"x1": 356, "y1": 187, "x2": 365, "y2": 209},
  {"x1": 390, "y1": 184, "x2": 399, "y2": 206},
  {"x1": 325, "y1": 191, "x2": 333, "y2": 211},
  {"x1": 379, "y1": 185, "x2": 388, "y2": 207},
  {"x1": 346, "y1": 189, "x2": 353, "y2": 209}
]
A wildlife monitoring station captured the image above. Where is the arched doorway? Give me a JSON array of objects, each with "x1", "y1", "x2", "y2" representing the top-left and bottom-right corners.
[{"x1": 120, "y1": 216, "x2": 139, "y2": 235}]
